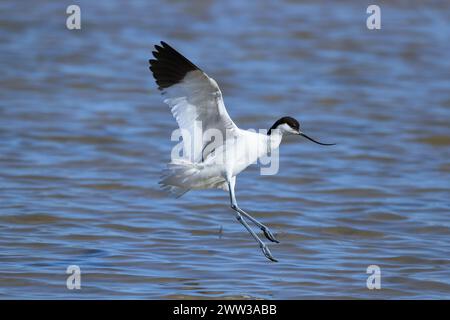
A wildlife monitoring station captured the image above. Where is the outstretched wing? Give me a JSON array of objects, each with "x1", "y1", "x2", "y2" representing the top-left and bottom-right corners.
[{"x1": 149, "y1": 41, "x2": 239, "y2": 163}]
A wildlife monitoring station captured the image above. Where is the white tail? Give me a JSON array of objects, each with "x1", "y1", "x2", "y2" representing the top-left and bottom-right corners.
[
  {"x1": 159, "y1": 159, "x2": 197, "y2": 198},
  {"x1": 159, "y1": 159, "x2": 227, "y2": 197}
]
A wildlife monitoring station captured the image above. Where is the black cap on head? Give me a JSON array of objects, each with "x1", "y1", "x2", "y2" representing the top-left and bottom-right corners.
[
  {"x1": 268, "y1": 116, "x2": 299, "y2": 135},
  {"x1": 267, "y1": 116, "x2": 336, "y2": 146}
]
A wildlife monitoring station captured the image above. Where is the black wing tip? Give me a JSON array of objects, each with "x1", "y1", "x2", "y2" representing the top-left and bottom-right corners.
[
  {"x1": 148, "y1": 41, "x2": 200, "y2": 90},
  {"x1": 159, "y1": 41, "x2": 176, "y2": 50}
]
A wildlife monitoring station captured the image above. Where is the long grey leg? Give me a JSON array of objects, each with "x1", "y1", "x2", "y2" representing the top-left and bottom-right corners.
[
  {"x1": 235, "y1": 206, "x2": 279, "y2": 243},
  {"x1": 227, "y1": 176, "x2": 278, "y2": 262},
  {"x1": 226, "y1": 176, "x2": 278, "y2": 242}
]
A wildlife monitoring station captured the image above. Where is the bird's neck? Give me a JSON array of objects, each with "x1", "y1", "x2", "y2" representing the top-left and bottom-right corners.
[{"x1": 267, "y1": 129, "x2": 283, "y2": 152}]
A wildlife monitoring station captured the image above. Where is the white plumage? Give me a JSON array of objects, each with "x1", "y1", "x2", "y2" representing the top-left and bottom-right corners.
[
  {"x1": 163, "y1": 70, "x2": 238, "y2": 163},
  {"x1": 149, "y1": 41, "x2": 334, "y2": 261}
]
